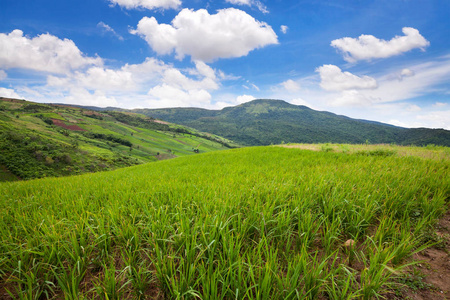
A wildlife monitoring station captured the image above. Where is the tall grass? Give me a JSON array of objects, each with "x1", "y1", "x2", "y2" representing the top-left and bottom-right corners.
[{"x1": 0, "y1": 146, "x2": 448, "y2": 299}]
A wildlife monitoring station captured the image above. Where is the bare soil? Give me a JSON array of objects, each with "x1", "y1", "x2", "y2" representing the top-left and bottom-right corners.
[
  {"x1": 390, "y1": 209, "x2": 450, "y2": 300},
  {"x1": 51, "y1": 119, "x2": 86, "y2": 131}
]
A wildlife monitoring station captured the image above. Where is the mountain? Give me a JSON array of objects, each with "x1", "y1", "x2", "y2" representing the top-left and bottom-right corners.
[
  {"x1": 132, "y1": 99, "x2": 450, "y2": 146},
  {"x1": 0, "y1": 98, "x2": 236, "y2": 181}
]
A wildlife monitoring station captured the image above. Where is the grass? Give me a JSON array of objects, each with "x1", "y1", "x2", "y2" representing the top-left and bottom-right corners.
[
  {"x1": 281, "y1": 143, "x2": 450, "y2": 160},
  {"x1": 0, "y1": 146, "x2": 449, "y2": 299}
]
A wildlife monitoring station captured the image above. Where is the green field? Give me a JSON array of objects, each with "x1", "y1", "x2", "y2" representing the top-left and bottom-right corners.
[{"x1": 1, "y1": 146, "x2": 448, "y2": 299}]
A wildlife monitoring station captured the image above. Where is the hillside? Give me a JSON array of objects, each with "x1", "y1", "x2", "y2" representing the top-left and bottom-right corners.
[
  {"x1": 0, "y1": 98, "x2": 236, "y2": 180},
  {"x1": 1, "y1": 146, "x2": 449, "y2": 299},
  {"x1": 134, "y1": 99, "x2": 450, "y2": 146}
]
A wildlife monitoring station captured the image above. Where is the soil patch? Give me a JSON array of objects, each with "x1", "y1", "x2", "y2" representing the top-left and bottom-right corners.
[
  {"x1": 51, "y1": 119, "x2": 86, "y2": 131},
  {"x1": 390, "y1": 209, "x2": 450, "y2": 299}
]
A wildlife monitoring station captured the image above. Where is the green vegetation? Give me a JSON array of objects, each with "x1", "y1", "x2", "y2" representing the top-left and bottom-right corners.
[
  {"x1": 1, "y1": 146, "x2": 448, "y2": 299},
  {"x1": 0, "y1": 98, "x2": 236, "y2": 180},
  {"x1": 137, "y1": 99, "x2": 450, "y2": 146}
]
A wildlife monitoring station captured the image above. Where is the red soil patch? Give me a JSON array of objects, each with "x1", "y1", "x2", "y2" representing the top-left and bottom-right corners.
[{"x1": 51, "y1": 119, "x2": 86, "y2": 131}]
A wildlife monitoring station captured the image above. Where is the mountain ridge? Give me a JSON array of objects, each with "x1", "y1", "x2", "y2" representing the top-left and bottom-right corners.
[
  {"x1": 132, "y1": 99, "x2": 450, "y2": 146},
  {"x1": 53, "y1": 99, "x2": 450, "y2": 146}
]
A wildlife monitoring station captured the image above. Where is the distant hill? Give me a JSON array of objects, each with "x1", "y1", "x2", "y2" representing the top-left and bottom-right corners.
[
  {"x1": 0, "y1": 98, "x2": 236, "y2": 180},
  {"x1": 132, "y1": 99, "x2": 450, "y2": 146}
]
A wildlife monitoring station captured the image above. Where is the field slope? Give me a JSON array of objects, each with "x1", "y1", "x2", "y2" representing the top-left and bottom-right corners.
[
  {"x1": 1, "y1": 146, "x2": 449, "y2": 299},
  {"x1": 0, "y1": 98, "x2": 236, "y2": 180}
]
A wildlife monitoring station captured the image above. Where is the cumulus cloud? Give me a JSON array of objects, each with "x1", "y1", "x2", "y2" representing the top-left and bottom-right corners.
[
  {"x1": 0, "y1": 87, "x2": 21, "y2": 99},
  {"x1": 47, "y1": 58, "x2": 166, "y2": 91},
  {"x1": 63, "y1": 88, "x2": 119, "y2": 107},
  {"x1": 236, "y1": 94, "x2": 256, "y2": 104},
  {"x1": 225, "y1": 0, "x2": 269, "y2": 13},
  {"x1": 147, "y1": 84, "x2": 212, "y2": 107},
  {"x1": 0, "y1": 30, "x2": 102, "y2": 74},
  {"x1": 281, "y1": 79, "x2": 300, "y2": 92},
  {"x1": 214, "y1": 94, "x2": 256, "y2": 109},
  {"x1": 131, "y1": 8, "x2": 278, "y2": 62},
  {"x1": 97, "y1": 22, "x2": 124, "y2": 41},
  {"x1": 316, "y1": 64, "x2": 377, "y2": 91},
  {"x1": 108, "y1": 0, "x2": 180, "y2": 10},
  {"x1": 280, "y1": 25, "x2": 288, "y2": 34},
  {"x1": 0, "y1": 70, "x2": 7, "y2": 81},
  {"x1": 45, "y1": 56, "x2": 222, "y2": 109},
  {"x1": 331, "y1": 27, "x2": 430, "y2": 62}
]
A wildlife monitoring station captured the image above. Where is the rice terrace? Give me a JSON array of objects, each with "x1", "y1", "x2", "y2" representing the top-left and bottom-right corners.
[{"x1": 1, "y1": 144, "x2": 449, "y2": 299}]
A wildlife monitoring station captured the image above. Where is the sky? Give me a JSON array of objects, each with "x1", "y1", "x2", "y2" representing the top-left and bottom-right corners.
[{"x1": 1, "y1": 0, "x2": 449, "y2": 129}]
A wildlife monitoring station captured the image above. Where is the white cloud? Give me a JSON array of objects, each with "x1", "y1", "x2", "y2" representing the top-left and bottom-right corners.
[
  {"x1": 47, "y1": 58, "x2": 167, "y2": 92},
  {"x1": 0, "y1": 70, "x2": 7, "y2": 81},
  {"x1": 63, "y1": 88, "x2": 119, "y2": 107},
  {"x1": 388, "y1": 119, "x2": 409, "y2": 128},
  {"x1": 406, "y1": 104, "x2": 421, "y2": 112},
  {"x1": 359, "y1": 56, "x2": 450, "y2": 103},
  {"x1": 331, "y1": 27, "x2": 430, "y2": 62},
  {"x1": 290, "y1": 98, "x2": 315, "y2": 109},
  {"x1": 281, "y1": 79, "x2": 300, "y2": 92},
  {"x1": 280, "y1": 25, "x2": 288, "y2": 34},
  {"x1": 131, "y1": 8, "x2": 278, "y2": 62},
  {"x1": 236, "y1": 94, "x2": 255, "y2": 104},
  {"x1": 0, "y1": 87, "x2": 21, "y2": 99},
  {"x1": 108, "y1": 0, "x2": 180, "y2": 10},
  {"x1": 97, "y1": 22, "x2": 124, "y2": 41},
  {"x1": 43, "y1": 55, "x2": 222, "y2": 109},
  {"x1": 316, "y1": 64, "x2": 377, "y2": 91},
  {"x1": 332, "y1": 89, "x2": 373, "y2": 107},
  {"x1": 417, "y1": 110, "x2": 450, "y2": 129},
  {"x1": 433, "y1": 102, "x2": 447, "y2": 107},
  {"x1": 401, "y1": 68, "x2": 415, "y2": 77},
  {"x1": 147, "y1": 84, "x2": 211, "y2": 107},
  {"x1": 225, "y1": 0, "x2": 269, "y2": 13},
  {"x1": 214, "y1": 94, "x2": 255, "y2": 109},
  {"x1": 251, "y1": 83, "x2": 260, "y2": 91},
  {"x1": 0, "y1": 30, "x2": 102, "y2": 74},
  {"x1": 226, "y1": 0, "x2": 251, "y2": 4}
]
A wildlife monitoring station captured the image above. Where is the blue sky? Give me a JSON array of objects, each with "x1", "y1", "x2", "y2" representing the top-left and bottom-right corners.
[{"x1": 1, "y1": 0, "x2": 449, "y2": 129}]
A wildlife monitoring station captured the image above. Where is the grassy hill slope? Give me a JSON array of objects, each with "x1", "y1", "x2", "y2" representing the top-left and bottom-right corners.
[
  {"x1": 0, "y1": 98, "x2": 237, "y2": 180},
  {"x1": 136, "y1": 99, "x2": 450, "y2": 146},
  {"x1": 1, "y1": 146, "x2": 448, "y2": 299}
]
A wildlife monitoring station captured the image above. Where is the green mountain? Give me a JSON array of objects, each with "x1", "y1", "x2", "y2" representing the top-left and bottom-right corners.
[
  {"x1": 133, "y1": 99, "x2": 450, "y2": 146},
  {"x1": 0, "y1": 97, "x2": 236, "y2": 181}
]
